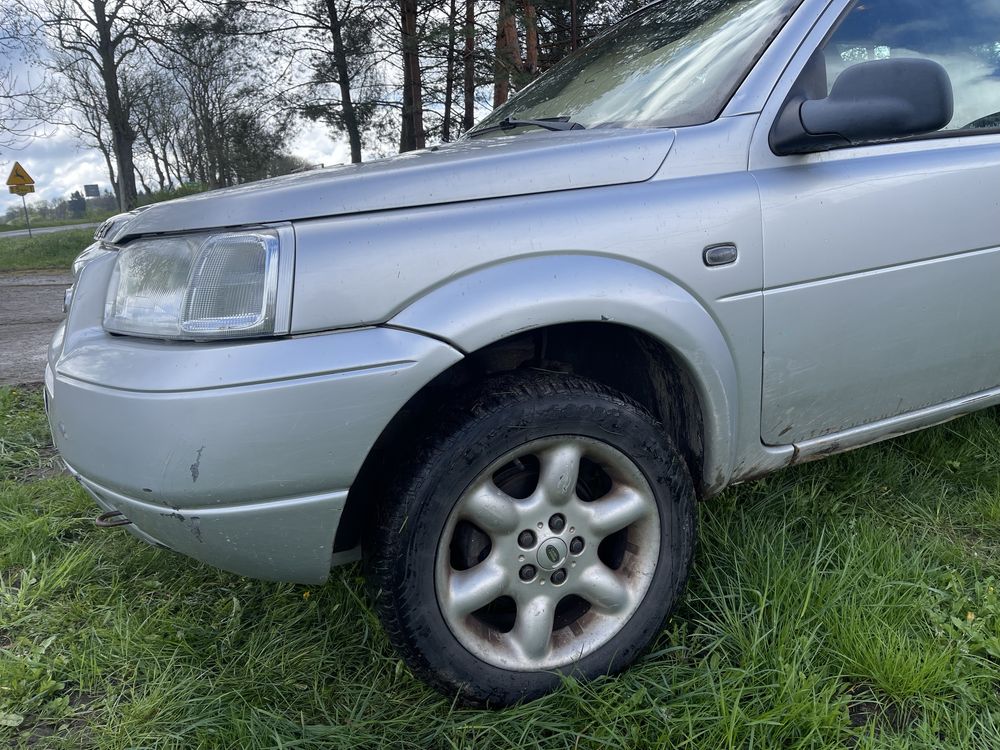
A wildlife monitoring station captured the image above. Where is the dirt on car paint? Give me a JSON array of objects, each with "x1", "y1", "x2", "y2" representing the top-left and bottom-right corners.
[{"x1": 0, "y1": 270, "x2": 72, "y2": 387}]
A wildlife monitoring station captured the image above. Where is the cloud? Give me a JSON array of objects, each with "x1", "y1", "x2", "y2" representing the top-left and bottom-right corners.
[{"x1": 290, "y1": 122, "x2": 353, "y2": 168}]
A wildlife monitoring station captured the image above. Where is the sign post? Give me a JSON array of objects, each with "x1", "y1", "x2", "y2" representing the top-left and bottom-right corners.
[{"x1": 6, "y1": 162, "x2": 36, "y2": 238}]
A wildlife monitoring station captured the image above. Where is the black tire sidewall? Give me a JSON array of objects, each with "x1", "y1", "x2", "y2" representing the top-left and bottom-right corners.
[{"x1": 365, "y1": 374, "x2": 696, "y2": 706}]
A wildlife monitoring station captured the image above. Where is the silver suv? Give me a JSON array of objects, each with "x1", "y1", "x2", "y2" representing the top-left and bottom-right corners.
[{"x1": 46, "y1": 0, "x2": 1000, "y2": 705}]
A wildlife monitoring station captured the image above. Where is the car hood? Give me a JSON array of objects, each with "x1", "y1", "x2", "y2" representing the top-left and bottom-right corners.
[{"x1": 113, "y1": 129, "x2": 675, "y2": 240}]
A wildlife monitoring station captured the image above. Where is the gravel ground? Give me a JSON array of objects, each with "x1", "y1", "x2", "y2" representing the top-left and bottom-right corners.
[{"x1": 0, "y1": 270, "x2": 72, "y2": 386}]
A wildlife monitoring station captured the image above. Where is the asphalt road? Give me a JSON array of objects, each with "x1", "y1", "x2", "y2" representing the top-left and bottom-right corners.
[
  {"x1": 0, "y1": 270, "x2": 72, "y2": 386},
  {"x1": 0, "y1": 222, "x2": 99, "y2": 239}
]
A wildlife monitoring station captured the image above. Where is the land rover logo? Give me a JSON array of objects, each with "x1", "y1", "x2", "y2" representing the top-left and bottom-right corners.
[{"x1": 537, "y1": 537, "x2": 568, "y2": 570}]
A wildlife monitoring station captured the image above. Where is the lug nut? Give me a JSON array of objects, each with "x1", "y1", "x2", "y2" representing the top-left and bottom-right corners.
[
  {"x1": 570, "y1": 536, "x2": 585, "y2": 554},
  {"x1": 519, "y1": 565, "x2": 537, "y2": 582},
  {"x1": 550, "y1": 569, "x2": 567, "y2": 585},
  {"x1": 518, "y1": 530, "x2": 536, "y2": 548},
  {"x1": 548, "y1": 513, "x2": 566, "y2": 533}
]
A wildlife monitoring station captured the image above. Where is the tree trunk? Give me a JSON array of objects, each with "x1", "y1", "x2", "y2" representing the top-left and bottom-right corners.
[
  {"x1": 140, "y1": 125, "x2": 167, "y2": 191},
  {"x1": 192, "y1": 110, "x2": 208, "y2": 185},
  {"x1": 160, "y1": 144, "x2": 175, "y2": 188},
  {"x1": 570, "y1": 0, "x2": 578, "y2": 51},
  {"x1": 99, "y1": 144, "x2": 117, "y2": 202},
  {"x1": 325, "y1": 0, "x2": 363, "y2": 162},
  {"x1": 442, "y1": 0, "x2": 458, "y2": 141},
  {"x1": 216, "y1": 105, "x2": 232, "y2": 186},
  {"x1": 462, "y1": 0, "x2": 475, "y2": 132},
  {"x1": 493, "y1": 0, "x2": 520, "y2": 107},
  {"x1": 93, "y1": 0, "x2": 138, "y2": 210},
  {"x1": 135, "y1": 165, "x2": 152, "y2": 194},
  {"x1": 149, "y1": 148, "x2": 166, "y2": 191},
  {"x1": 523, "y1": 1, "x2": 538, "y2": 73},
  {"x1": 399, "y1": 0, "x2": 425, "y2": 151},
  {"x1": 170, "y1": 140, "x2": 186, "y2": 185}
]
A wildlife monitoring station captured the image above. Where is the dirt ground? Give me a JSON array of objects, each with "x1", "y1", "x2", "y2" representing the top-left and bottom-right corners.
[{"x1": 0, "y1": 271, "x2": 73, "y2": 386}]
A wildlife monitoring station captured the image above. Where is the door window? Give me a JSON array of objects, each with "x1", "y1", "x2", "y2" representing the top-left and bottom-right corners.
[{"x1": 821, "y1": 0, "x2": 1000, "y2": 132}]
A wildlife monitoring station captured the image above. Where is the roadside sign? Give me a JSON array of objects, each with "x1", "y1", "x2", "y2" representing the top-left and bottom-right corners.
[
  {"x1": 6, "y1": 161, "x2": 36, "y2": 237},
  {"x1": 6, "y1": 162, "x2": 34, "y2": 187},
  {"x1": 84, "y1": 183, "x2": 100, "y2": 197}
]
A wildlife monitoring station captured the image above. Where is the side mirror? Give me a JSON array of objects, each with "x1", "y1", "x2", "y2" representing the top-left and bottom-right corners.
[{"x1": 770, "y1": 58, "x2": 954, "y2": 155}]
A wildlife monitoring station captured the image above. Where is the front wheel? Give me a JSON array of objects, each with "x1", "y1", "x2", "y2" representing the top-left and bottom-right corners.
[{"x1": 363, "y1": 371, "x2": 696, "y2": 706}]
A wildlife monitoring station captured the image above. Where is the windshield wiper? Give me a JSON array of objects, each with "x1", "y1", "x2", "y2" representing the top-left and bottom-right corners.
[{"x1": 468, "y1": 116, "x2": 586, "y2": 138}]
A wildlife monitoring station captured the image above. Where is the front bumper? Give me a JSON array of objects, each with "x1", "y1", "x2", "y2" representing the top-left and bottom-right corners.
[
  {"x1": 68, "y1": 460, "x2": 351, "y2": 583},
  {"x1": 46, "y1": 255, "x2": 462, "y2": 583}
]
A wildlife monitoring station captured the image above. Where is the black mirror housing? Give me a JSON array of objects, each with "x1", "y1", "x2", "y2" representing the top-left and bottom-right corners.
[{"x1": 771, "y1": 58, "x2": 954, "y2": 155}]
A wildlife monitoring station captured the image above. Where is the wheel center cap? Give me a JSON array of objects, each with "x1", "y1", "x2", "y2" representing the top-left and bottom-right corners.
[{"x1": 536, "y1": 537, "x2": 568, "y2": 570}]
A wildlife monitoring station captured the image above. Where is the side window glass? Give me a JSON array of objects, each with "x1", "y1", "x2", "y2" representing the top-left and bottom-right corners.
[{"x1": 822, "y1": 0, "x2": 1000, "y2": 132}]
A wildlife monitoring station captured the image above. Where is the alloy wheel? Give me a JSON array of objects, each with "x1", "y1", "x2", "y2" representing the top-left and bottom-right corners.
[{"x1": 434, "y1": 435, "x2": 661, "y2": 671}]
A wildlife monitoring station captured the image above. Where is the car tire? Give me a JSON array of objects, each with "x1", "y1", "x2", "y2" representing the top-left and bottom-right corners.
[{"x1": 362, "y1": 370, "x2": 696, "y2": 706}]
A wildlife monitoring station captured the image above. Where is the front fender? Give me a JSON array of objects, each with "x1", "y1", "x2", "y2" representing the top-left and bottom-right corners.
[{"x1": 389, "y1": 254, "x2": 739, "y2": 489}]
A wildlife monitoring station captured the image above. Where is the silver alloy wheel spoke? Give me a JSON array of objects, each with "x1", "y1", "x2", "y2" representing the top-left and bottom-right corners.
[
  {"x1": 536, "y1": 443, "x2": 583, "y2": 505},
  {"x1": 435, "y1": 435, "x2": 660, "y2": 671},
  {"x1": 461, "y1": 481, "x2": 521, "y2": 534},
  {"x1": 575, "y1": 564, "x2": 630, "y2": 614},
  {"x1": 509, "y1": 593, "x2": 557, "y2": 660},
  {"x1": 447, "y1": 560, "x2": 509, "y2": 617},
  {"x1": 580, "y1": 486, "x2": 652, "y2": 537}
]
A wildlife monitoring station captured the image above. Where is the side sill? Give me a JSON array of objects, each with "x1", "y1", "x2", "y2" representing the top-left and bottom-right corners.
[{"x1": 787, "y1": 385, "x2": 1000, "y2": 464}]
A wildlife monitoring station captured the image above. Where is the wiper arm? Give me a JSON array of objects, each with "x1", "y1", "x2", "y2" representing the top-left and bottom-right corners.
[
  {"x1": 468, "y1": 116, "x2": 586, "y2": 138},
  {"x1": 503, "y1": 116, "x2": 586, "y2": 131}
]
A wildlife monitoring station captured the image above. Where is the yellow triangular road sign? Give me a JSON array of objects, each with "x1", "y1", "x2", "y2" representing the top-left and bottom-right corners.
[{"x1": 6, "y1": 162, "x2": 34, "y2": 186}]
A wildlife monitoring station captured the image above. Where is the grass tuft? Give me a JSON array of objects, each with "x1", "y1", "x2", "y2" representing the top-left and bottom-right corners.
[{"x1": 0, "y1": 388, "x2": 56, "y2": 482}]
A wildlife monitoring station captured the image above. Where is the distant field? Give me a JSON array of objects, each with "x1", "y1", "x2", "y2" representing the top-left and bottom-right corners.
[
  {"x1": 2, "y1": 184, "x2": 205, "y2": 234},
  {"x1": 0, "y1": 229, "x2": 94, "y2": 272},
  {"x1": 1, "y1": 214, "x2": 113, "y2": 232},
  {"x1": 2, "y1": 382, "x2": 999, "y2": 748}
]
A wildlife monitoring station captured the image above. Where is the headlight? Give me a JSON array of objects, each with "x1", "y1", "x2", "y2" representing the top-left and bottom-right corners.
[{"x1": 103, "y1": 228, "x2": 293, "y2": 340}]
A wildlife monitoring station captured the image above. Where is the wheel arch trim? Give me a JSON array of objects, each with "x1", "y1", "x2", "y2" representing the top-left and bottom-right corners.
[{"x1": 388, "y1": 254, "x2": 740, "y2": 490}]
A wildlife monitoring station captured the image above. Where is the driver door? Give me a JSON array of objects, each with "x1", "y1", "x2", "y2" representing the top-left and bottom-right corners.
[{"x1": 754, "y1": 0, "x2": 1000, "y2": 445}]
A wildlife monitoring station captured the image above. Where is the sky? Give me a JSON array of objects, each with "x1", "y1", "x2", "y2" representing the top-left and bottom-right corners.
[{"x1": 1, "y1": 120, "x2": 354, "y2": 213}]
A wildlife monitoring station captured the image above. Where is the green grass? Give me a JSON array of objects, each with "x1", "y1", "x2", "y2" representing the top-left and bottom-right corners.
[
  {"x1": 3, "y1": 384, "x2": 1000, "y2": 748},
  {"x1": 2, "y1": 214, "x2": 113, "y2": 232},
  {"x1": 0, "y1": 229, "x2": 96, "y2": 272}
]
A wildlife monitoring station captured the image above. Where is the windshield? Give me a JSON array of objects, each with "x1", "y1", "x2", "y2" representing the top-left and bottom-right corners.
[{"x1": 471, "y1": 0, "x2": 802, "y2": 134}]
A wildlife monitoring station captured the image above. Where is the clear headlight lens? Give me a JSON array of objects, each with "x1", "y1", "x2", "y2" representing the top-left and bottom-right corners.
[{"x1": 104, "y1": 229, "x2": 289, "y2": 340}]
